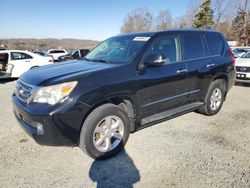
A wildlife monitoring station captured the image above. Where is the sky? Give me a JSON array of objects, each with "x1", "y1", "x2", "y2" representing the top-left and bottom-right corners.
[{"x1": 0, "y1": 0, "x2": 189, "y2": 40}]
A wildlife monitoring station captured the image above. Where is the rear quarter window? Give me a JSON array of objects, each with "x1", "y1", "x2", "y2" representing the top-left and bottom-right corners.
[
  {"x1": 205, "y1": 34, "x2": 224, "y2": 56},
  {"x1": 182, "y1": 34, "x2": 205, "y2": 60}
]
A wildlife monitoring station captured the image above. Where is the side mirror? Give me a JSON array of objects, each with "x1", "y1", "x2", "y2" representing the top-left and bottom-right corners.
[{"x1": 144, "y1": 54, "x2": 167, "y2": 67}]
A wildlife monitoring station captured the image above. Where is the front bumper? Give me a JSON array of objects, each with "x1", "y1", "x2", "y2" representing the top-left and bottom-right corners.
[
  {"x1": 0, "y1": 72, "x2": 11, "y2": 79},
  {"x1": 12, "y1": 95, "x2": 90, "y2": 146},
  {"x1": 236, "y1": 71, "x2": 250, "y2": 83}
]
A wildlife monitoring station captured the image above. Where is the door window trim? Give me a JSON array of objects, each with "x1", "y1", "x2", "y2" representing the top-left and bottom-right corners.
[
  {"x1": 140, "y1": 34, "x2": 182, "y2": 66},
  {"x1": 10, "y1": 52, "x2": 33, "y2": 61},
  {"x1": 180, "y1": 34, "x2": 207, "y2": 61}
]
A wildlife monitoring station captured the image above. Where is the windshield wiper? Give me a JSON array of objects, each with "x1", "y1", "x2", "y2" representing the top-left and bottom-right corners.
[
  {"x1": 81, "y1": 57, "x2": 90, "y2": 61},
  {"x1": 91, "y1": 59, "x2": 113, "y2": 64}
]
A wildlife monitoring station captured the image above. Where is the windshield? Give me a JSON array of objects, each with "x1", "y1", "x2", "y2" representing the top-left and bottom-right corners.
[
  {"x1": 85, "y1": 35, "x2": 150, "y2": 64},
  {"x1": 242, "y1": 51, "x2": 250, "y2": 58}
]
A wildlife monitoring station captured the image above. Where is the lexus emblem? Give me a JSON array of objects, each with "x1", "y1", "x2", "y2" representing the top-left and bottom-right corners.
[{"x1": 19, "y1": 89, "x2": 24, "y2": 94}]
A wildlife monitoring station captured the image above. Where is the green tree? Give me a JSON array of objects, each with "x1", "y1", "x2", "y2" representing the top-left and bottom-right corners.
[{"x1": 194, "y1": 0, "x2": 214, "y2": 29}]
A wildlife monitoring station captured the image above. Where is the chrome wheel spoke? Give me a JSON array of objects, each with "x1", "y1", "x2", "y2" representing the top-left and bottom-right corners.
[
  {"x1": 105, "y1": 137, "x2": 112, "y2": 151},
  {"x1": 105, "y1": 116, "x2": 112, "y2": 128},
  {"x1": 111, "y1": 120, "x2": 121, "y2": 130},
  {"x1": 95, "y1": 127, "x2": 105, "y2": 135},
  {"x1": 112, "y1": 131, "x2": 123, "y2": 140},
  {"x1": 95, "y1": 137, "x2": 104, "y2": 147}
]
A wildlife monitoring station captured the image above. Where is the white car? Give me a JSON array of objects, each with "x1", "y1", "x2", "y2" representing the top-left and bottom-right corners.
[
  {"x1": 0, "y1": 50, "x2": 54, "y2": 78},
  {"x1": 46, "y1": 49, "x2": 68, "y2": 61},
  {"x1": 235, "y1": 51, "x2": 250, "y2": 83}
]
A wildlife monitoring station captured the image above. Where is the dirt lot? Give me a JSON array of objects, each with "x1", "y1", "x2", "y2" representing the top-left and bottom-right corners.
[{"x1": 0, "y1": 80, "x2": 249, "y2": 188}]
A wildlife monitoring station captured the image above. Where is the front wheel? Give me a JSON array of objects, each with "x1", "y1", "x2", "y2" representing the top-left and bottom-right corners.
[
  {"x1": 79, "y1": 103, "x2": 130, "y2": 159},
  {"x1": 198, "y1": 79, "x2": 226, "y2": 116}
]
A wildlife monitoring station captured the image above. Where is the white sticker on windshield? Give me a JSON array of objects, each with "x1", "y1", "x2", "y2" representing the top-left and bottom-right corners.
[{"x1": 133, "y1": 36, "x2": 151, "y2": 41}]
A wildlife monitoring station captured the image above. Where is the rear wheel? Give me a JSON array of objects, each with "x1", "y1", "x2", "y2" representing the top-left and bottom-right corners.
[
  {"x1": 198, "y1": 79, "x2": 226, "y2": 116},
  {"x1": 79, "y1": 103, "x2": 130, "y2": 159}
]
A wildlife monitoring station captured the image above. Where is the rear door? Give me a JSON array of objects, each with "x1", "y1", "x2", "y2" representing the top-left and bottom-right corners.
[
  {"x1": 181, "y1": 33, "x2": 224, "y2": 103},
  {"x1": 138, "y1": 34, "x2": 188, "y2": 118}
]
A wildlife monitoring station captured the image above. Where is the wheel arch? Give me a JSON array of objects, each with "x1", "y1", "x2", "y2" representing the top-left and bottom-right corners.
[
  {"x1": 212, "y1": 73, "x2": 228, "y2": 92},
  {"x1": 80, "y1": 96, "x2": 137, "y2": 136}
]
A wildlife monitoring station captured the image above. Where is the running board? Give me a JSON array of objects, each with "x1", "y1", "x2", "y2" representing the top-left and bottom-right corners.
[{"x1": 141, "y1": 102, "x2": 204, "y2": 127}]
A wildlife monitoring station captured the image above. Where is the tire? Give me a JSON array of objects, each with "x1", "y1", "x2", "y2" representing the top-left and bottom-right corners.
[
  {"x1": 79, "y1": 103, "x2": 130, "y2": 160},
  {"x1": 198, "y1": 79, "x2": 226, "y2": 116}
]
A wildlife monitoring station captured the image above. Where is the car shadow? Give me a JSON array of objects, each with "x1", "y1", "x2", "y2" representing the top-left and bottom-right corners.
[
  {"x1": 0, "y1": 78, "x2": 17, "y2": 84},
  {"x1": 89, "y1": 149, "x2": 140, "y2": 188}
]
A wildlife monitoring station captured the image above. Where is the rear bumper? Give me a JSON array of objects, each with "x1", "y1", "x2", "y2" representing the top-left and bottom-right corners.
[
  {"x1": 236, "y1": 71, "x2": 250, "y2": 83},
  {"x1": 12, "y1": 95, "x2": 90, "y2": 146},
  {"x1": 236, "y1": 79, "x2": 250, "y2": 83}
]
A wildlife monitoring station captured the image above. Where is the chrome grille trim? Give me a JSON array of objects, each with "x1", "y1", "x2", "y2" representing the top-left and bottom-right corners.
[{"x1": 15, "y1": 80, "x2": 34, "y2": 104}]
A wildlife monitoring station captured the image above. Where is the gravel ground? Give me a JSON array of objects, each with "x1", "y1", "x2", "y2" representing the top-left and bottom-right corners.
[{"x1": 0, "y1": 79, "x2": 249, "y2": 188}]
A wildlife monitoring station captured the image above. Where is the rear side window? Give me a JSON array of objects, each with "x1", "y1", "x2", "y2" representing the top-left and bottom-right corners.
[
  {"x1": 205, "y1": 34, "x2": 224, "y2": 56},
  {"x1": 182, "y1": 35, "x2": 205, "y2": 60},
  {"x1": 11, "y1": 52, "x2": 33, "y2": 60}
]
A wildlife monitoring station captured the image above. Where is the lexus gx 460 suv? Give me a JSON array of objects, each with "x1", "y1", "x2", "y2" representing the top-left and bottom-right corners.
[{"x1": 12, "y1": 30, "x2": 236, "y2": 159}]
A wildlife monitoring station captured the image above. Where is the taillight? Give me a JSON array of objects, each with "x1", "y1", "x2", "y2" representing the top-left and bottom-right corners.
[
  {"x1": 229, "y1": 48, "x2": 235, "y2": 66},
  {"x1": 48, "y1": 59, "x2": 54, "y2": 63}
]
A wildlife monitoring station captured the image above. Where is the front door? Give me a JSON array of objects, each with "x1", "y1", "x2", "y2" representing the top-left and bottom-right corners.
[{"x1": 138, "y1": 35, "x2": 188, "y2": 118}]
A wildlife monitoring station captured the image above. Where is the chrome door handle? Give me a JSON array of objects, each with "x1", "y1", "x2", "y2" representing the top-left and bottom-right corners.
[
  {"x1": 206, "y1": 63, "x2": 215, "y2": 68},
  {"x1": 177, "y1": 69, "x2": 188, "y2": 74}
]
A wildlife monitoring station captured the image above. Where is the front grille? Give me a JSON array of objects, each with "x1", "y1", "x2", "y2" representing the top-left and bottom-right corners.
[
  {"x1": 236, "y1": 66, "x2": 250, "y2": 72},
  {"x1": 15, "y1": 80, "x2": 34, "y2": 104}
]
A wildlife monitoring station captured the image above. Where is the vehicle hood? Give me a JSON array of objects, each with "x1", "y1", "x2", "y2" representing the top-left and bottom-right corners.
[
  {"x1": 20, "y1": 60, "x2": 120, "y2": 86},
  {"x1": 235, "y1": 58, "x2": 250, "y2": 67}
]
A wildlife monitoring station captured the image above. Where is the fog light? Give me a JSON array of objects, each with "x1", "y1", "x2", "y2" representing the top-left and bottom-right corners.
[{"x1": 23, "y1": 118, "x2": 44, "y2": 135}]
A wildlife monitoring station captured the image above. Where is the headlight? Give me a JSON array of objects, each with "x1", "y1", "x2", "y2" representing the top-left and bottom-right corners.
[{"x1": 32, "y1": 81, "x2": 77, "y2": 105}]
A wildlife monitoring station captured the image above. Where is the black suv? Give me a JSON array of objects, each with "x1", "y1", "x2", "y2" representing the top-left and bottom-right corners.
[{"x1": 12, "y1": 30, "x2": 235, "y2": 159}]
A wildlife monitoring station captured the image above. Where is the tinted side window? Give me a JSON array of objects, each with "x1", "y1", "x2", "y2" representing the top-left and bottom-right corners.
[
  {"x1": 145, "y1": 35, "x2": 180, "y2": 63},
  {"x1": 11, "y1": 52, "x2": 33, "y2": 60},
  {"x1": 182, "y1": 35, "x2": 205, "y2": 60},
  {"x1": 72, "y1": 51, "x2": 80, "y2": 58},
  {"x1": 205, "y1": 34, "x2": 224, "y2": 55},
  {"x1": 49, "y1": 50, "x2": 65, "y2": 53}
]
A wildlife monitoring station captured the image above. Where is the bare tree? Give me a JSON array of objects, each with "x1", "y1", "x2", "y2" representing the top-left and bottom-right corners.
[
  {"x1": 120, "y1": 8, "x2": 153, "y2": 33},
  {"x1": 231, "y1": 0, "x2": 250, "y2": 45},
  {"x1": 155, "y1": 10, "x2": 173, "y2": 31},
  {"x1": 212, "y1": 0, "x2": 231, "y2": 29}
]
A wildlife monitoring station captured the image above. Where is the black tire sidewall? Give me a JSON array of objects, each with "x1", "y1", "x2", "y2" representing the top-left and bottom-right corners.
[{"x1": 80, "y1": 104, "x2": 130, "y2": 159}]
